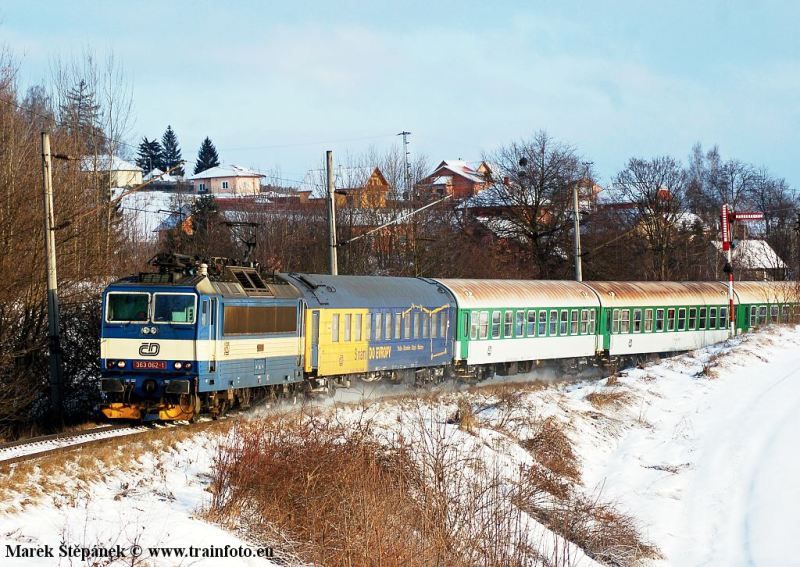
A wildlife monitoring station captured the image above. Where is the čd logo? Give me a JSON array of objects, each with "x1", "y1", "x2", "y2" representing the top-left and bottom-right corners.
[{"x1": 139, "y1": 343, "x2": 161, "y2": 356}]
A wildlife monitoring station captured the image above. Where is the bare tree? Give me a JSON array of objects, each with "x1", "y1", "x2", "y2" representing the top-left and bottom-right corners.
[
  {"x1": 477, "y1": 131, "x2": 587, "y2": 278},
  {"x1": 613, "y1": 156, "x2": 689, "y2": 280}
]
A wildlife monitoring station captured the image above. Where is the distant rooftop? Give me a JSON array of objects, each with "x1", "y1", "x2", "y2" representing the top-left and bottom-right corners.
[
  {"x1": 187, "y1": 164, "x2": 265, "y2": 180},
  {"x1": 81, "y1": 155, "x2": 142, "y2": 172}
]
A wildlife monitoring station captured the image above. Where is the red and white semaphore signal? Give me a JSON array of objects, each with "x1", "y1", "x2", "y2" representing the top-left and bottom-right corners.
[{"x1": 721, "y1": 204, "x2": 764, "y2": 337}]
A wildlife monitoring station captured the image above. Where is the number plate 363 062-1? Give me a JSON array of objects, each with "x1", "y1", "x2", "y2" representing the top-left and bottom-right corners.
[{"x1": 133, "y1": 360, "x2": 166, "y2": 370}]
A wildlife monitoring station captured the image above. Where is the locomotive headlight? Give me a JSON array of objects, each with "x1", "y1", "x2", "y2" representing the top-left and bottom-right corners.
[
  {"x1": 150, "y1": 327, "x2": 158, "y2": 335},
  {"x1": 183, "y1": 361, "x2": 192, "y2": 370},
  {"x1": 116, "y1": 360, "x2": 126, "y2": 368},
  {"x1": 142, "y1": 327, "x2": 150, "y2": 335},
  {"x1": 173, "y1": 362, "x2": 183, "y2": 370},
  {"x1": 106, "y1": 360, "x2": 116, "y2": 369}
]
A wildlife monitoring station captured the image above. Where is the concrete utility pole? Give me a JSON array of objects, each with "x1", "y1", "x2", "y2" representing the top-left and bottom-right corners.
[
  {"x1": 572, "y1": 183, "x2": 583, "y2": 282},
  {"x1": 40, "y1": 132, "x2": 63, "y2": 424},
  {"x1": 326, "y1": 150, "x2": 338, "y2": 275},
  {"x1": 397, "y1": 131, "x2": 412, "y2": 199}
]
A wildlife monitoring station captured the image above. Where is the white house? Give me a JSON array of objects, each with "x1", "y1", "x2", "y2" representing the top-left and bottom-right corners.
[
  {"x1": 187, "y1": 165, "x2": 264, "y2": 196},
  {"x1": 81, "y1": 155, "x2": 143, "y2": 188}
]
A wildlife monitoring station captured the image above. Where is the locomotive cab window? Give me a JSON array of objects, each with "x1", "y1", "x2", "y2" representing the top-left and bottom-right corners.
[
  {"x1": 153, "y1": 293, "x2": 196, "y2": 324},
  {"x1": 106, "y1": 292, "x2": 150, "y2": 323}
]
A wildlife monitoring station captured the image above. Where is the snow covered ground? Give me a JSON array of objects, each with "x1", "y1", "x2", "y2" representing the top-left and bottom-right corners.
[{"x1": 1, "y1": 326, "x2": 798, "y2": 566}]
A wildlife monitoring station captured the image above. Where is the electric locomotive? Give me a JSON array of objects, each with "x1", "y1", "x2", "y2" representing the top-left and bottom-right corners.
[{"x1": 99, "y1": 254, "x2": 304, "y2": 421}]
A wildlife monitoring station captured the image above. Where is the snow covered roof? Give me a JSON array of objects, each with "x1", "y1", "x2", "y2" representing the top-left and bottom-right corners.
[
  {"x1": 143, "y1": 169, "x2": 179, "y2": 183},
  {"x1": 713, "y1": 239, "x2": 787, "y2": 269},
  {"x1": 187, "y1": 164, "x2": 265, "y2": 180},
  {"x1": 81, "y1": 155, "x2": 142, "y2": 172},
  {"x1": 436, "y1": 160, "x2": 486, "y2": 184}
]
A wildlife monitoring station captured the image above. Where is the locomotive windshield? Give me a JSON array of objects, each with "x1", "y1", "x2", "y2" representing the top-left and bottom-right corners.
[
  {"x1": 106, "y1": 292, "x2": 150, "y2": 322},
  {"x1": 153, "y1": 293, "x2": 196, "y2": 324}
]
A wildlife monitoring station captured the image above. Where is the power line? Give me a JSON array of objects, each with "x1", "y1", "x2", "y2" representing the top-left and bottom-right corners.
[{"x1": 220, "y1": 133, "x2": 398, "y2": 152}]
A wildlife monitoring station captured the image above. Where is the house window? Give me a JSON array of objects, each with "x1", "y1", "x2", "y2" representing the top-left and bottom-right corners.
[
  {"x1": 198, "y1": 183, "x2": 207, "y2": 193},
  {"x1": 222, "y1": 181, "x2": 229, "y2": 190}
]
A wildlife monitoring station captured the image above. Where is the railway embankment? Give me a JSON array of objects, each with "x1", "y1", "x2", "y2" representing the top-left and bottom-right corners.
[{"x1": 1, "y1": 325, "x2": 798, "y2": 566}]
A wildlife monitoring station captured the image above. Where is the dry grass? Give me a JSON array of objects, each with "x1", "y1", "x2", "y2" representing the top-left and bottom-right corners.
[
  {"x1": 585, "y1": 390, "x2": 632, "y2": 410},
  {"x1": 521, "y1": 416, "x2": 581, "y2": 484}
]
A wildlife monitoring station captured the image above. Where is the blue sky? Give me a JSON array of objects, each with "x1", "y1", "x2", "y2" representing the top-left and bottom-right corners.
[{"x1": 2, "y1": 0, "x2": 799, "y2": 188}]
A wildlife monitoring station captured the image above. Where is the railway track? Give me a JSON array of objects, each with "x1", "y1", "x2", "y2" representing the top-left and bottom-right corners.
[{"x1": 0, "y1": 424, "x2": 154, "y2": 467}]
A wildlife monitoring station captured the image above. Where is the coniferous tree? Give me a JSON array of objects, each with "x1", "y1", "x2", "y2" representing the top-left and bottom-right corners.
[
  {"x1": 194, "y1": 137, "x2": 220, "y2": 174},
  {"x1": 59, "y1": 79, "x2": 105, "y2": 153},
  {"x1": 161, "y1": 125, "x2": 184, "y2": 176},
  {"x1": 135, "y1": 137, "x2": 165, "y2": 172}
]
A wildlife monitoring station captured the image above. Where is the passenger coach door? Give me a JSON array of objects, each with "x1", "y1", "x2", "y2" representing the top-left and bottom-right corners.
[{"x1": 310, "y1": 310, "x2": 320, "y2": 368}]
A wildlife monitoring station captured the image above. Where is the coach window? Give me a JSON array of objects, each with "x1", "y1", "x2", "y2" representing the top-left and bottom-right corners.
[
  {"x1": 667, "y1": 308, "x2": 676, "y2": 331},
  {"x1": 479, "y1": 311, "x2": 489, "y2": 339},
  {"x1": 538, "y1": 311, "x2": 547, "y2": 336},
  {"x1": 469, "y1": 312, "x2": 479, "y2": 340},
  {"x1": 412, "y1": 312, "x2": 419, "y2": 339},
  {"x1": 504, "y1": 311, "x2": 513, "y2": 338},
  {"x1": 403, "y1": 313, "x2": 411, "y2": 339},
  {"x1": 344, "y1": 314, "x2": 352, "y2": 341},
  {"x1": 620, "y1": 309, "x2": 630, "y2": 334},
  {"x1": 423, "y1": 314, "x2": 429, "y2": 339},
  {"x1": 354, "y1": 314, "x2": 363, "y2": 341},
  {"x1": 375, "y1": 313, "x2": 382, "y2": 341},
  {"x1": 709, "y1": 307, "x2": 718, "y2": 329},
  {"x1": 516, "y1": 311, "x2": 525, "y2": 337},
  {"x1": 580, "y1": 310, "x2": 589, "y2": 334},
  {"x1": 612, "y1": 309, "x2": 620, "y2": 334},
  {"x1": 431, "y1": 312, "x2": 438, "y2": 338},
  {"x1": 770, "y1": 305, "x2": 779, "y2": 324},
  {"x1": 440, "y1": 312, "x2": 447, "y2": 337},
  {"x1": 644, "y1": 309, "x2": 653, "y2": 332},
  {"x1": 748, "y1": 306, "x2": 756, "y2": 327},
  {"x1": 688, "y1": 308, "x2": 697, "y2": 330},
  {"x1": 491, "y1": 311, "x2": 501, "y2": 339},
  {"x1": 527, "y1": 310, "x2": 536, "y2": 336},
  {"x1": 558, "y1": 310, "x2": 567, "y2": 335},
  {"x1": 655, "y1": 309, "x2": 665, "y2": 332},
  {"x1": 677, "y1": 308, "x2": 686, "y2": 331},
  {"x1": 699, "y1": 307, "x2": 707, "y2": 329},
  {"x1": 589, "y1": 310, "x2": 596, "y2": 334},
  {"x1": 758, "y1": 305, "x2": 767, "y2": 326},
  {"x1": 570, "y1": 310, "x2": 579, "y2": 335},
  {"x1": 201, "y1": 300, "x2": 208, "y2": 326},
  {"x1": 633, "y1": 309, "x2": 642, "y2": 333},
  {"x1": 782, "y1": 305, "x2": 790, "y2": 323},
  {"x1": 549, "y1": 310, "x2": 558, "y2": 336},
  {"x1": 394, "y1": 312, "x2": 402, "y2": 339},
  {"x1": 331, "y1": 314, "x2": 340, "y2": 342},
  {"x1": 720, "y1": 307, "x2": 729, "y2": 328}
]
